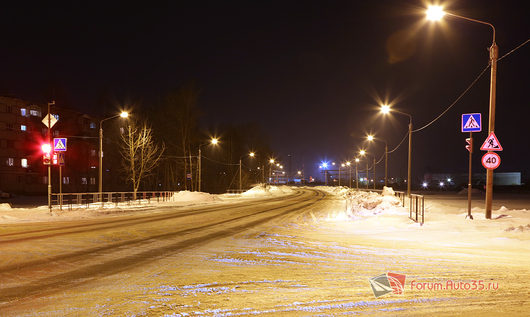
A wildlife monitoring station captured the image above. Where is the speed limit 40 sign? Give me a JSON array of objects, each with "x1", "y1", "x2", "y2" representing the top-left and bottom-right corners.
[{"x1": 481, "y1": 152, "x2": 501, "y2": 170}]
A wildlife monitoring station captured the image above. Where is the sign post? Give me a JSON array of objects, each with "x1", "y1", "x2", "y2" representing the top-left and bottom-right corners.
[
  {"x1": 461, "y1": 113, "x2": 481, "y2": 220},
  {"x1": 480, "y1": 131, "x2": 503, "y2": 219}
]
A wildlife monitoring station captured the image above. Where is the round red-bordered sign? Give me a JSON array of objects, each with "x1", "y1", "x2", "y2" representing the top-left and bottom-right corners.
[{"x1": 481, "y1": 152, "x2": 501, "y2": 170}]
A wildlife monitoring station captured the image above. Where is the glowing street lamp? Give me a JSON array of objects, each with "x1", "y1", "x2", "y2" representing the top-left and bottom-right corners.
[
  {"x1": 355, "y1": 158, "x2": 360, "y2": 189},
  {"x1": 381, "y1": 104, "x2": 412, "y2": 196},
  {"x1": 99, "y1": 111, "x2": 129, "y2": 200},
  {"x1": 239, "y1": 151, "x2": 256, "y2": 191},
  {"x1": 366, "y1": 134, "x2": 389, "y2": 187},
  {"x1": 426, "y1": 4, "x2": 497, "y2": 218},
  {"x1": 359, "y1": 150, "x2": 371, "y2": 189},
  {"x1": 198, "y1": 137, "x2": 219, "y2": 192}
]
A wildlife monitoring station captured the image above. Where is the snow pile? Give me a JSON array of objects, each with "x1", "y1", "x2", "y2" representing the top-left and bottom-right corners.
[
  {"x1": 314, "y1": 186, "x2": 350, "y2": 197},
  {"x1": 240, "y1": 185, "x2": 295, "y2": 197},
  {"x1": 0, "y1": 203, "x2": 12, "y2": 210},
  {"x1": 344, "y1": 188, "x2": 403, "y2": 217},
  {"x1": 241, "y1": 184, "x2": 273, "y2": 197},
  {"x1": 173, "y1": 191, "x2": 221, "y2": 202}
]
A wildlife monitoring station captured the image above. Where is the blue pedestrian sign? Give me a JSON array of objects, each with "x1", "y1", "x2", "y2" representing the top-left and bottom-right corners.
[
  {"x1": 461, "y1": 113, "x2": 481, "y2": 132},
  {"x1": 53, "y1": 138, "x2": 67, "y2": 152}
]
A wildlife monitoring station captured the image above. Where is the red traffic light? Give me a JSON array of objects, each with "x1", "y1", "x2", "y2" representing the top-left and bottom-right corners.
[{"x1": 41, "y1": 143, "x2": 52, "y2": 154}]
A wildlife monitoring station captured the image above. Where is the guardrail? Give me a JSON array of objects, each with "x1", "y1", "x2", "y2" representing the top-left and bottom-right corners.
[
  {"x1": 51, "y1": 191, "x2": 176, "y2": 210},
  {"x1": 408, "y1": 194, "x2": 425, "y2": 225}
]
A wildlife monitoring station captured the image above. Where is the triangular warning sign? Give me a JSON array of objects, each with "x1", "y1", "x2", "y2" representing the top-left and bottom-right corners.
[
  {"x1": 463, "y1": 116, "x2": 480, "y2": 129},
  {"x1": 480, "y1": 132, "x2": 503, "y2": 151}
]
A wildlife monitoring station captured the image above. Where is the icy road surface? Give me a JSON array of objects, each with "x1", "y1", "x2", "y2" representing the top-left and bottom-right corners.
[{"x1": 0, "y1": 187, "x2": 529, "y2": 316}]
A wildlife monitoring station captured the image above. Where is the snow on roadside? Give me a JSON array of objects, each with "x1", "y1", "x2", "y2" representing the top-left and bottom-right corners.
[
  {"x1": 317, "y1": 186, "x2": 530, "y2": 252},
  {"x1": 0, "y1": 185, "x2": 292, "y2": 224}
]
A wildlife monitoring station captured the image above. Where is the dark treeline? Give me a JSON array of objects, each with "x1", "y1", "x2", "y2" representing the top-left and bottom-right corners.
[{"x1": 99, "y1": 82, "x2": 273, "y2": 194}]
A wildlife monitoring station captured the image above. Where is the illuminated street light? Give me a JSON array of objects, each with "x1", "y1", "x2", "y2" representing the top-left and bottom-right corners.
[
  {"x1": 380, "y1": 104, "x2": 391, "y2": 114},
  {"x1": 380, "y1": 104, "x2": 412, "y2": 196},
  {"x1": 422, "y1": 182, "x2": 428, "y2": 188},
  {"x1": 355, "y1": 158, "x2": 360, "y2": 189},
  {"x1": 268, "y1": 158, "x2": 275, "y2": 184},
  {"x1": 359, "y1": 150, "x2": 371, "y2": 189},
  {"x1": 426, "y1": 5, "x2": 445, "y2": 21},
  {"x1": 366, "y1": 134, "x2": 388, "y2": 187},
  {"x1": 239, "y1": 151, "x2": 256, "y2": 192},
  {"x1": 99, "y1": 111, "x2": 129, "y2": 201},
  {"x1": 426, "y1": 4, "x2": 498, "y2": 219},
  {"x1": 198, "y1": 137, "x2": 219, "y2": 192}
]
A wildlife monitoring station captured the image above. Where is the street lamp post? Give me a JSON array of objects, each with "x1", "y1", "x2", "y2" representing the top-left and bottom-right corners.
[
  {"x1": 355, "y1": 158, "x2": 359, "y2": 189},
  {"x1": 99, "y1": 111, "x2": 128, "y2": 201},
  {"x1": 367, "y1": 135, "x2": 388, "y2": 187},
  {"x1": 381, "y1": 105, "x2": 412, "y2": 196},
  {"x1": 239, "y1": 152, "x2": 255, "y2": 191},
  {"x1": 427, "y1": 5, "x2": 497, "y2": 218},
  {"x1": 268, "y1": 158, "x2": 275, "y2": 184},
  {"x1": 198, "y1": 137, "x2": 218, "y2": 192},
  {"x1": 346, "y1": 161, "x2": 352, "y2": 187}
]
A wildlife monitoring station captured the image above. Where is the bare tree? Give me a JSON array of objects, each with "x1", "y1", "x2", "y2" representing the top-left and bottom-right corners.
[{"x1": 120, "y1": 122, "x2": 165, "y2": 199}]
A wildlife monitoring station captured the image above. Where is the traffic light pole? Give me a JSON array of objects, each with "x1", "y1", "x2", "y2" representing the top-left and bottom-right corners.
[{"x1": 47, "y1": 101, "x2": 54, "y2": 213}]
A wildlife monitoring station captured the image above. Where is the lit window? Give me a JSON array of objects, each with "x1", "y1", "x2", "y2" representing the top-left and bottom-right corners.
[
  {"x1": 20, "y1": 125, "x2": 27, "y2": 131},
  {"x1": 90, "y1": 122, "x2": 96, "y2": 129},
  {"x1": 30, "y1": 110, "x2": 39, "y2": 116},
  {"x1": 63, "y1": 177, "x2": 70, "y2": 184},
  {"x1": 81, "y1": 177, "x2": 87, "y2": 185},
  {"x1": 21, "y1": 108, "x2": 27, "y2": 116},
  {"x1": 90, "y1": 149, "x2": 96, "y2": 157},
  {"x1": 7, "y1": 158, "x2": 14, "y2": 166},
  {"x1": 21, "y1": 158, "x2": 28, "y2": 168},
  {"x1": 90, "y1": 177, "x2": 96, "y2": 185}
]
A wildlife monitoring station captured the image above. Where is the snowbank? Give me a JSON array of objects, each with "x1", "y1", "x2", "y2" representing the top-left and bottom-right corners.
[
  {"x1": 173, "y1": 191, "x2": 221, "y2": 202},
  {"x1": 241, "y1": 185, "x2": 295, "y2": 197}
]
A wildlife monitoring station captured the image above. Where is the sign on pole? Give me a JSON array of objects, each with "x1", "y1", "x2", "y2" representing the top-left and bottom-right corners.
[
  {"x1": 481, "y1": 152, "x2": 501, "y2": 170},
  {"x1": 42, "y1": 114, "x2": 58, "y2": 128},
  {"x1": 57, "y1": 152, "x2": 65, "y2": 166},
  {"x1": 461, "y1": 113, "x2": 481, "y2": 132},
  {"x1": 480, "y1": 132, "x2": 503, "y2": 151},
  {"x1": 53, "y1": 138, "x2": 67, "y2": 151}
]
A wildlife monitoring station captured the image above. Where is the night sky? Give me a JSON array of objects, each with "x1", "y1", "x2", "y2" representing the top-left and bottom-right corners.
[{"x1": 1, "y1": 1, "x2": 529, "y2": 183}]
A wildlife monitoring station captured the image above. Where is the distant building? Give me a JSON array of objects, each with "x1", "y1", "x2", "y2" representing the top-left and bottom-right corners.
[
  {"x1": 423, "y1": 172, "x2": 522, "y2": 187},
  {"x1": 0, "y1": 96, "x2": 100, "y2": 194}
]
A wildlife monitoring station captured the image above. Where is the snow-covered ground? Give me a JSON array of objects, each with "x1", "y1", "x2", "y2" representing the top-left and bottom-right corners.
[{"x1": 2, "y1": 185, "x2": 529, "y2": 315}]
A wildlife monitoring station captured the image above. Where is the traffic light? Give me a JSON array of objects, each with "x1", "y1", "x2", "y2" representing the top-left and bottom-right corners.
[
  {"x1": 465, "y1": 138, "x2": 473, "y2": 153},
  {"x1": 42, "y1": 143, "x2": 52, "y2": 165}
]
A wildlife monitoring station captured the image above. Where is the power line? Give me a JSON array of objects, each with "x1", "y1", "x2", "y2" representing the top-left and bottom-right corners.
[
  {"x1": 498, "y1": 38, "x2": 530, "y2": 62},
  {"x1": 412, "y1": 64, "x2": 490, "y2": 133}
]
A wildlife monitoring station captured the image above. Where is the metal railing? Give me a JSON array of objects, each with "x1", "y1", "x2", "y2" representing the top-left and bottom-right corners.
[
  {"x1": 408, "y1": 194, "x2": 425, "y2": 225},
  {"x1": 51, "y1": 191, "x2": 176, "y2": 210}
]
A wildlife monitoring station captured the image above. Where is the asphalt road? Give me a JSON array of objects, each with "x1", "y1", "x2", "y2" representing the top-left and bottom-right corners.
[
  {"x1": 1, "y1": 188, "x2": 529, "y2": 316},
  {"x1": 0, "y1": 188, "x2": 327, "y2": 315}
]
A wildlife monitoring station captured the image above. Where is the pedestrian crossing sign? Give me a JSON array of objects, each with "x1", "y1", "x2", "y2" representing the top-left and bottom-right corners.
[
  {"x1": 53, "y1": 138, "x2": 67, "y2": 152},
  {"x1": 461, "y1": 113, "x2": 481, "y2": 132}
]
